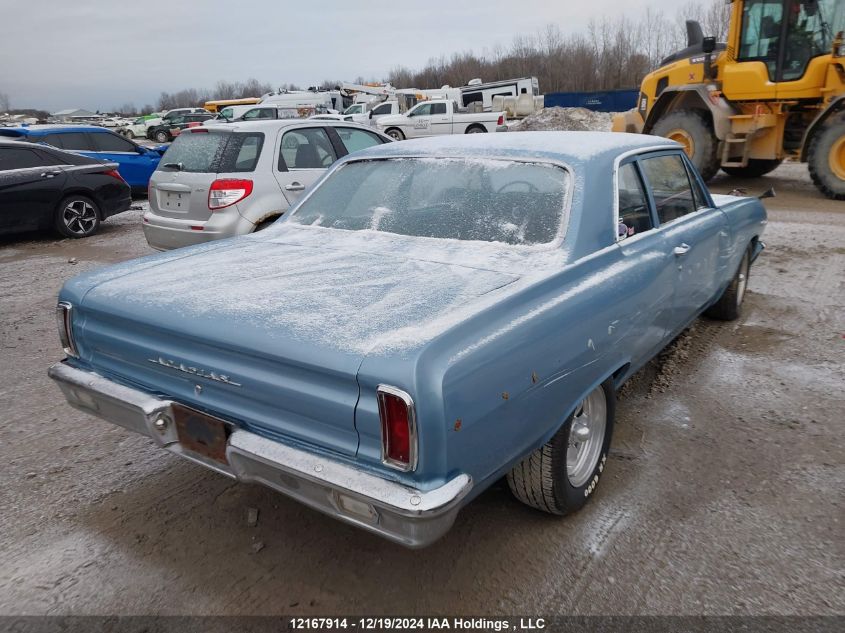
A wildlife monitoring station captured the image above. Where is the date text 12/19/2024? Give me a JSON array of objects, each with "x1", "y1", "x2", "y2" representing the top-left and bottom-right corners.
[{"x1": 290, "y1": 618, "x2": 547, "y2": 631}]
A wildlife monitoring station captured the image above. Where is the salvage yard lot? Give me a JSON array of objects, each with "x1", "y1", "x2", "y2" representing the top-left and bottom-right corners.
[{"x1": 0, "y1": 163, "x2": 842, "y2": 615}]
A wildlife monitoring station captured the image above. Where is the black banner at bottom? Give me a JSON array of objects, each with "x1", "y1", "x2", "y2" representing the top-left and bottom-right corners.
[{"x1": 0, "y1": 616, "x2": 841, "y2": 633}]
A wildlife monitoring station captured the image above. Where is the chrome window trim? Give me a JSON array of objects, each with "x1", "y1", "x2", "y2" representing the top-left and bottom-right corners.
[
  {"x1": 56, "y1": 301, "x2": 78, "y2": 358},
  {"x1": 612, "y1": 144, "x2": 678, "y2": 244},
  {"x1": 376, "y1": 384, "x2": 419, "y2": 472}
]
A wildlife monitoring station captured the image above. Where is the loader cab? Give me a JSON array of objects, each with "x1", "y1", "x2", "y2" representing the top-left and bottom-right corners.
[{"x1": 723, "y1": 0, "x2": 839, "y2": 100}]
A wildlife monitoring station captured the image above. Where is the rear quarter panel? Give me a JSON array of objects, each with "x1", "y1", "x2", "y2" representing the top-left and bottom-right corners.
[{"x1": 710, "y1": 194, "x2": 768, "y2": 296}]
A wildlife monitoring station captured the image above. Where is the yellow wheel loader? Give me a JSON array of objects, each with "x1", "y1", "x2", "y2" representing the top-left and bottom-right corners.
[{"x1": 613, "y1": 0, "x2": 845, "y2": 199}]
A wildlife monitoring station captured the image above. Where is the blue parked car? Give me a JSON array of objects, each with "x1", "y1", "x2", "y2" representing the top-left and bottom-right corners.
[
  {"x1": 0, "y1": 125, "x2": 166, "y2": 193},
  {"x1": 48, "y1": 132, "x2": 767, "y2": 548}
]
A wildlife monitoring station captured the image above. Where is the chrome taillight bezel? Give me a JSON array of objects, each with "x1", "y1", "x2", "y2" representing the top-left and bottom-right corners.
[
  {"x1": 56, "y1": 301, "x2": 78, "y2": 358},
  {"x1": 376, "y1": 384, "x2": 418, "y2": 472}
]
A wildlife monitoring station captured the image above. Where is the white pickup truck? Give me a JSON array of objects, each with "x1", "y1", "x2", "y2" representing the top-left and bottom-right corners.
[
  {"x1": 375, "y1": 100, "x2": 507, "y2": 140},
  {"x1": 343, "y1": 101, "x2": 402, "y2": 126}
]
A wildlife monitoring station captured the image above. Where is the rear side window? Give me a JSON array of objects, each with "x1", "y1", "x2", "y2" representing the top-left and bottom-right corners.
[
  {"x1": 51, "y1": 132, "x2": 92, "y2": 151},
  {"x1": 219, "y1": 133, "x2": 264, "y2": 172},
  {"x1": 91, "y1": 132, "x2": 136, "y2": 152},
  {"x1": 334, "y1": 127, "x2": 385, "y2": 153},
  {"x1": 617, "y1": 163, "x2": 652, "y2": 239},
  {"x1": 279, "y1": 128, "x2": 337, "y2": 170},
  {"x1": 0, "y1": 147, "x2": 53, "y2": 169},
  {"x1": 372, "y1": 103, "x2": 393, "y2": 115},
  {"x1": 639, "y1": 154, "x2": 696, "y2": 224},
  {"x1": 431, "y1": 103, "x2": 447, "y2": 115},
  {"x1": 159, "y1": 132, "x2": 226, "y2": 173}
]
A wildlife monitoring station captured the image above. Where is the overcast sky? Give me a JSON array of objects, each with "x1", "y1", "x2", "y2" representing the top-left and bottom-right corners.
[{"x1": 3, "y1": 0, "x2": 686, "y2": 112}]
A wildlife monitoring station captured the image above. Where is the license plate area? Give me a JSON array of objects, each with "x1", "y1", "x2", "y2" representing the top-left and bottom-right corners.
[
  {"x1": 161, "y1": 191, "x2": 187, "y2": 212},
  {"x1": 173, "y1": 403, "x2": 231, "y2": 464}
]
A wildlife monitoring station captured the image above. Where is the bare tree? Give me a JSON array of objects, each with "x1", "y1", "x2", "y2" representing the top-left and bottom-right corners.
[{"x1": 0, "y1": 91, "x2": 10, "y2": 112}]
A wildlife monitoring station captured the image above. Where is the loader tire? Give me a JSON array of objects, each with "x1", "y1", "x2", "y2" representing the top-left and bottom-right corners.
[
  {"x1": 507, "y1": 380, "x2": 615, "y2": 516},
  {"x1": 652, "y1": 110, "x2": 720, "y2": 181},
  {"x1": 722, "y1": 159, "x2": 783, "y2": 178},
  {"x1": 808, "y1": 116, "x2": 845, "y2": 200}
]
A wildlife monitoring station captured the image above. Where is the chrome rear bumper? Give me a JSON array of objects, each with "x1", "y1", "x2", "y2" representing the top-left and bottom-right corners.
[{"x1": 48, "y1": 362, "x2": 472, "y2": 548}]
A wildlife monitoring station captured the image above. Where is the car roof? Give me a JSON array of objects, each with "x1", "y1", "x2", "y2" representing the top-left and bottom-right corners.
[
  {"x1": 0, "y1": 124, "x2": 115, "y2": 135},
  {"x1": 213, "y1": 119, "x2": 386, "y2": 133},
  {"x1": 349, "y1": 131, "x2": 679, "y2": 166}
]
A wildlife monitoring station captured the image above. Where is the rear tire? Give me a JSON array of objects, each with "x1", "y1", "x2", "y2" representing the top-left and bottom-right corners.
[
  {"x1": 808, "y1": 116, "x2": 845, "y2": 200},
  {"x1": 55, "y1": 195, "x2": 101, "y2": 238},
  {"x1": 466, "y1": 125, "x2": 486, "y2": 134},
  {"x1": 385, "y1": 128, "x2": 405, "y2": 141},
  {"x1": 507, "y1": 380, "x2": 615, "y2": 515},
  {"x1": 651, "y1": 110, "x2": 720, "y2": 181},
  {"x1": 705, "y1": 245, "x2": 751, "y2": 321},
  {"x1": 722, "y1": 159, "x2": 783, "y2": 178}
]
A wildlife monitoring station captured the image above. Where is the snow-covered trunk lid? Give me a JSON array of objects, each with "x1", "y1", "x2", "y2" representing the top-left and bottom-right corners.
[{"x1": 74, "y1": 238, "x2": 521, "y2": 457}]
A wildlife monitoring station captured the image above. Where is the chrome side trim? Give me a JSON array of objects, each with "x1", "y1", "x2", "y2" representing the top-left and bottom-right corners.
[
  {"x1": 376, "y1": 384, "x2": 418, "y2": 472},
  {"x1": 48, "y1": 362, "x2": 472, "y2": 548}
]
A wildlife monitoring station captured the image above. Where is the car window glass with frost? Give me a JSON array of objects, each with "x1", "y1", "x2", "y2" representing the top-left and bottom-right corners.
[
  {"x1": 639, "y1": 154, "x2": 696, "y2": 225},
  {"x1": 280, "y1": 128, "x2": 336, "y2": 170},
  {"x1": 617, "y1": 163, "x2": 652, "y2": 239},
  {"x1": 291, "y1": 158, "x2": 569, "y2": 246},
  {"x1": 221, "y1": 133, "x2": 264, "y2": 172},
  {"x1": 336, "y1": 128, "x2": 384, "y2": 153},
  {"x1": 159, "y1": 133, "x2": 226, "y2": 172}
]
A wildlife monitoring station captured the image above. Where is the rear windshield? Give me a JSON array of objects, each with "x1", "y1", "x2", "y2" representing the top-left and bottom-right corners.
[
  {"x1": 291, "y1": 158, "x2": 570, "y2": 246},
  {"x1": 158, "y1": 131, "x2": 264, "y2": 173}
]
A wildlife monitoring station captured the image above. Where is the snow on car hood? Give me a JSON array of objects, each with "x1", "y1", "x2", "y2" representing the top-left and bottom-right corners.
[{"x1": 80, "y1": 224, "x2": 567, "y2": 356}]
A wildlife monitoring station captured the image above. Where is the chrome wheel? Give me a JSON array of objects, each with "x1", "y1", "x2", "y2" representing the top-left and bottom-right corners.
[
  {"x1": 62, "y1": 199, "x2": 98, "y2": 236},
  {"x1": 566, "y1": 386, "x2": 608, "y2": 488}
]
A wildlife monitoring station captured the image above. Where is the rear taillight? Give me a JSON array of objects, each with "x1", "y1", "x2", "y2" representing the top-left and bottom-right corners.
[
  {"x1": 56, "y1": 301, "x2": 78, "y2": 358},
  {"x1": 377, "y1": 385, "x2": 417, "y2": 471},
  {"x1": 208, "y1": 178, "x2": 253, "y2": 210},
  {"x1": 103, "y1": 169, "x2": 125, "y2": 182},
  {"x1": 497, "y1": 114, "x2": 504, "y2": 126}
]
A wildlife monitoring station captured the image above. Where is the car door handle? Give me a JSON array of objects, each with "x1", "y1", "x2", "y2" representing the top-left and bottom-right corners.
[
  {"x1": 41, "y1": 171, "x2": 60, "y2": 178},
  {"x1": 284, "y1": 182, "x2": 305, "y2": 192},
  {"x1": 674, "y1": 243, "x2": 692, "y2": 256}
]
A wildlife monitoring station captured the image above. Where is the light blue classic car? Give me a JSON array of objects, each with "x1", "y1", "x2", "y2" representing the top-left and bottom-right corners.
[{"x1": 49, "y1": 132, "x2": 766, "y2": 548}]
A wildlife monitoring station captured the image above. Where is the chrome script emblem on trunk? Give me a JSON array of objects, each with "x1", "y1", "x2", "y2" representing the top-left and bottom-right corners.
[{"x1": 148, "y1": 357, "x2": 242, "y2": 387}]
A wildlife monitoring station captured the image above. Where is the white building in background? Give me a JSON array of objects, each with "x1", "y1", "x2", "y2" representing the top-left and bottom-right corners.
[{"x1": 51, "y1": 108, "x2": 98, "y2": 122}]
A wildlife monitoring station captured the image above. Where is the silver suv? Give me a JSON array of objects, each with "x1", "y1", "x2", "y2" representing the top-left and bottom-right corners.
[{"x1": 143, "y1": 119, "x2": 392, "y2": 250}]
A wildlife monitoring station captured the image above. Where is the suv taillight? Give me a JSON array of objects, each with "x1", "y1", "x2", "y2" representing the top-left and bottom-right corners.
[
  {"x1": 497, "y1": 114, "x2": 504, "y2": 126},
  {"x1": 377, "y1": 385, "x2": 417, "y2": 471},
  {"x1": 208, "y1": 178, "x2": 253, "y2": 210}
]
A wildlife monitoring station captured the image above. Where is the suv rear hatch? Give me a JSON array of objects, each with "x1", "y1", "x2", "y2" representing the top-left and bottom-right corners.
[{"x1": 150, "y1": 128, "x2": 264, "y2": 223}]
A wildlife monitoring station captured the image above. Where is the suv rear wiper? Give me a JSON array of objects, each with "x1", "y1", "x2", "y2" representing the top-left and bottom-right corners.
[{"x1": 162, "y1": 162, "x2": 184, "y2": 171}]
